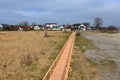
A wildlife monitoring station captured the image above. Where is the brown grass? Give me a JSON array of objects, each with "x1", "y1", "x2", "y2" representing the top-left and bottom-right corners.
[
  {"x1": 0, "y1": 31, "x2": 69, "y2": 80},
  {"x1": 68, "y1": 35, "x2": 99, "y2": 80}
]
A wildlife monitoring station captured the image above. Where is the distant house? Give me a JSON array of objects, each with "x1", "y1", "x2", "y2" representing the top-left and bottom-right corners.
[
  {"x1": 73, "y1": 23, "x2": 80, "y2": 27},
  {"x1": 90, "y1": 26, "x2": 97, "y2": 30},
  {"x1": 18, "y1": 26, "x2": 23, "y2": 31},
  {"x1": 0, "y1": 24, "x2": 3, "y2": 30},
  {"x1": 45, "y1": 23, "x2": 57, "y2": 30},
  {"x1": 17, "y1": 26, "x2": 31, "y2": 31},
  {"x1": 79, "y1": 24, "x2": 86, "y2": 31},
  {"x1": 52, "y1": 26, "x2": 61, "y2": 31},
  {"x1": 59, "y1": 26, "x2": 64, "y2": 30},
  {"x1": 0, "y1": 24, "x2": 19, "y2": 31},
  {"x1": 34, "y1": 25, "x2": 40, "y2": 30},
  {"x1": 62, "y1": 25, "x2": 72, "y2": 32},
  {"x1": 1, "y1": 24, "x2": 10, "y2": 31},
  {"x1": 33, "y1": 25, "x2": 44, "y2": 31},
  {"x1": 73, "y1": 23, "x2": 88, "y2": 30}
]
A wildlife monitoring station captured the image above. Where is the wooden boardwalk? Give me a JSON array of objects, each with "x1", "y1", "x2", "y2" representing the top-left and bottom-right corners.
[{"x1": 42, "y1": 32, "x2": 76, "y2": 80}]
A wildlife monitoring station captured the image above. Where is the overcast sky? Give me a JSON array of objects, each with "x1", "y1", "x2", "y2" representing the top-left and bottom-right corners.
[{"x1": 0, "y1": 0, "x2": 120, "y2": 26}]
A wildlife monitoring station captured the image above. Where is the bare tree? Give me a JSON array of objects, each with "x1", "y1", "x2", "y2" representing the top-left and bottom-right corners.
[
  {"x1": 94, "y1": 17, "x2": 103, "y2": 28},
  {"x1": 19, "y1": 21, "x2": 29, "y2": 26},
  {"x1": 19, "y1": 21, "x2": 30, "y2": 31},
  {"x1": 83, "y1": 22, "x2": 90, "y2": 30}
]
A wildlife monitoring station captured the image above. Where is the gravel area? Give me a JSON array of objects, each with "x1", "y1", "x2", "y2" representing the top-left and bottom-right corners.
[{"x1": 84, "y1": 33, "x2": 120, "y2": 80}]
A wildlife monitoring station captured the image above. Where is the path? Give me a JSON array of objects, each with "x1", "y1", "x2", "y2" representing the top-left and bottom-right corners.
[{"x1": 42, "y1": 32, "x2": 76, "y2": 80}]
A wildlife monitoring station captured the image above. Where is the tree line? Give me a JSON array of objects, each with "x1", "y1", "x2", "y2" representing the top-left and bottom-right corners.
[{"x1": 94, "y1": 17, "x2": 119, "y2": 33}]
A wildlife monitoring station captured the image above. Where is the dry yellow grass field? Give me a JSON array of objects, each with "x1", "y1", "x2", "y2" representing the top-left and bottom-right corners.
[{"x1": 0, "y1": 31, "x2": 70, "y2": 80}]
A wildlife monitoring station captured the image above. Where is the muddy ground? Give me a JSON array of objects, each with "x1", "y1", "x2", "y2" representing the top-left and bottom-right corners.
[{"x1": 84, "y1": 32, "x2": 120, "y2": 80}]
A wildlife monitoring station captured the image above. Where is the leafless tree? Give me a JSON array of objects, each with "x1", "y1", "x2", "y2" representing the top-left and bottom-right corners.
[
  {"x1": 19, "y1": 21, "x2": 31, "y2": 31},
  {"x1": 94, "y1": 17, "x2": 103, "y2": 28},
  {"x1": 19, "y1": 21, "x2": 29, "y2": 26}
]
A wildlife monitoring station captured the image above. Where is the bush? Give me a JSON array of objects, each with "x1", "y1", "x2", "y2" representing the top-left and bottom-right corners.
[
  {"x1": 98, "y1": 27, "x2": 107, "y2": 33},
  {"x1": 76, "y1": 31, "x2": 81, "y2": 36},
  {"x1": 99, "y1": 26, "x2": 119, "y2": 33},
  {"x1": 20, "y1": 53, "x2": 32, "y2": 66},
  {"x1": 20, "y1": 53, "x2": 39, "y2": 66},
  {"x1": 107, "y1": 25, "x2": 119, "y2": 33}
]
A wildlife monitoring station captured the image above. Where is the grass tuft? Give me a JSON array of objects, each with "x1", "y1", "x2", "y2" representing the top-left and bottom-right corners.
[{"x1": 75, "y1": 36, "x2": 96, "y2": 53}]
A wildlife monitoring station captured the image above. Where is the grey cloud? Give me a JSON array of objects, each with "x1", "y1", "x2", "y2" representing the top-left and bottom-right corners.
[{"x1": 0, "y1": 0, "x2": 120, "y2": 26}]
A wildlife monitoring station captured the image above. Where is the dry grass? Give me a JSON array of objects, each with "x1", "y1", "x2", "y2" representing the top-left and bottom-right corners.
[
  {"x1": 75, "y1": 35, "x2": 97, "y2": 53},
  {"x1": 0, "y1": 31, "x2": 70, "y2": 80},
  {"x1": 68, "y1": 35, "x2": 98, "y2": 80}
]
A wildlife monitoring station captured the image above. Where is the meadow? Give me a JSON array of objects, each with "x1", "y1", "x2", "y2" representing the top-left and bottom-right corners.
[
  {"x1": 0, "y1": 31, "x2": 70, "y2": 80},
  {"x1": 69, "y1": 31, "x2": 120, "y2": 80}
]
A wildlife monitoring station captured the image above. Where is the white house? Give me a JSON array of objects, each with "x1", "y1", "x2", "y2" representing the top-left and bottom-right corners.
[
  {"x1": 0, "y1": 24, "x2": 3, "y2": 30},
  {"x1": 79, "y1": 24, "x2": 86, "y2": 31},
  {"x1": 45, "y1": 23, "x2": 57, "y2": 29},
  {"x1": 59, "y1": 26, "x2": 64, "y2": 30},
  {"x1": 18, "y1": 27, "x2": 23, "y2": 31},
  {"x1": 34, "y1": 25, "x2": 40, "y2": 30}
]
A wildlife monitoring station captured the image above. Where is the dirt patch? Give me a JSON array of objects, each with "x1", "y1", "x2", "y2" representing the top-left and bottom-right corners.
[{"x1": 84, "y1": 32, "x2": 120, "y2": 80}]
